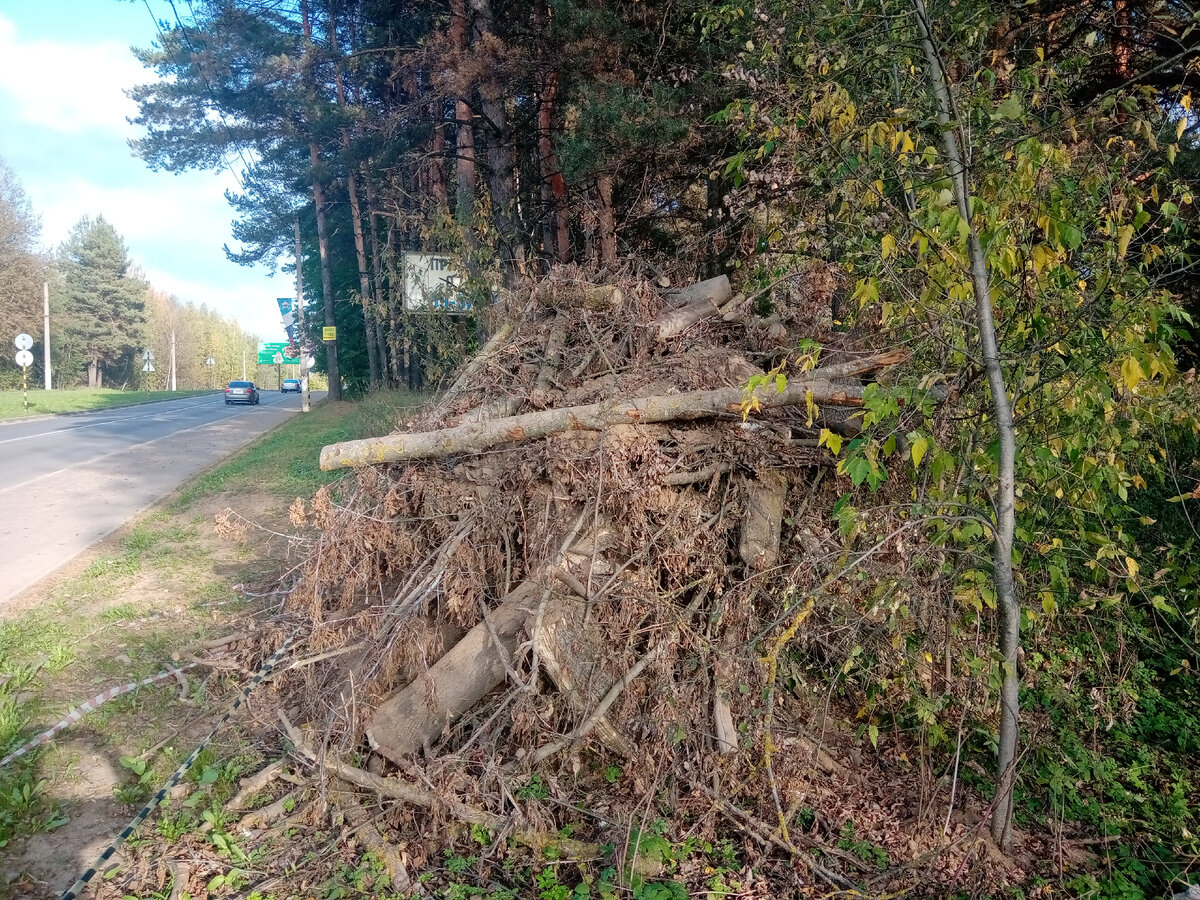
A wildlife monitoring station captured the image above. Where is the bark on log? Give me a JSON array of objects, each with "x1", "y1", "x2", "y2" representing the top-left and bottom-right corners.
[
  {"x1": 367, "y1": 580, "x2": 540, "y2": 763},
  {"x1": 321, "y1": 350, "x2": 909, "y2": 470},
  {"x1": 713, "y1": 656, "x2": 738, "y2": 755},
  {"x1": 663, "y1": 274, "x2": 732, "y2": 309},
  {"x1": 531, "y1": 280, "x2": 622, "y2": 310},
  {"x1": 738, "y1": 471, "x2": 788, "y2": 571},
  {"x1": 650, "y1": 276, "x2": 733, "y2": 340}
]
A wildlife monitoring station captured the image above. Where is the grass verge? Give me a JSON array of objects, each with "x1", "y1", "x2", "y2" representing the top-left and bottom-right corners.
[
  {"x1": 172, "y1": 388, "x2": 427, "y2": 507},
  {"x1": 0, "y1": 388, "x2": 425, "y2": 887},
  {"x1": 0, "y1": 388, "x2": 211, "y2": 420}
]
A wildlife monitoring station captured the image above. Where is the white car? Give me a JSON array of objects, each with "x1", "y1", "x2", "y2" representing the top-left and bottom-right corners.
[{"x1": 281, "y1": 379, "x2": 302, "y2": 393}]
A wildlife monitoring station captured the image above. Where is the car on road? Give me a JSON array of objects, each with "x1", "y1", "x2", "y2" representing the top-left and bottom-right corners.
[
  {"x1": 225, "y1": 381, "x2": 260, "y2": 405},
  {"x1": 281, "y1": 379, "x2": 302, "y2": 393}
]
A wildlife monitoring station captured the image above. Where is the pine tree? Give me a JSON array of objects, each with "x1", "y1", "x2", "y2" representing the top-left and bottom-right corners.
[{"x1": 56, "y1": 217, "x2": 148, "y2": 388}]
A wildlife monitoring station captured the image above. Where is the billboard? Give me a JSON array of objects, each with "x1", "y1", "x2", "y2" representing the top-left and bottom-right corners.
[
  {"x1": 257, "y1": 341, "x2": 300, "y2": 365},
  {"x1": 402, "y1": 253, "x2": 472, "y2": 313}
]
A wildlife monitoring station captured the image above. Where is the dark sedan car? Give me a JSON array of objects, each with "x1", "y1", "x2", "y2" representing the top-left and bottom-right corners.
[{"x1": 225, "y1": 381, "x2": 260, "y2": 405}]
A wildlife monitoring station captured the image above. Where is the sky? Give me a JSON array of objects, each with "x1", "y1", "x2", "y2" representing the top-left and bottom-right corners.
[{"x1": 0, "y1": 0, "x2": 291, "y2": 344}]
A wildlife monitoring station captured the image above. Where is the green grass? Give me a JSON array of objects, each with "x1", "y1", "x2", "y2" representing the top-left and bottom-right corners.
[
  {"x1": 0, "y1": 388, "x2": 210, "y2": 419},
  {"x1": 172, "y1": 388, "x2": 427, "y2": 507},
  {"x1": 0, "y1": 387, "x2": 430, "y2": 855}
]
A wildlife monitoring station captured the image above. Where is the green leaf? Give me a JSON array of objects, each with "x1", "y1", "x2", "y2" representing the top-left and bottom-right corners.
[
  {"x1": 867, "y1": 724, "x2": 879, "y2": 748},
  {"x1": 996, "y1": 95, "x2": 1023, "y2": 120},
  {"x1": 775, "y1": 373, "x2": 787, "y2": 393}
]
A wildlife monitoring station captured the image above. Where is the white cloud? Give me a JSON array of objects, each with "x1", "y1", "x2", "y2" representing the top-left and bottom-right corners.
[{"x1": 0, "y1": 13, "x2": 148, "y2": 135}]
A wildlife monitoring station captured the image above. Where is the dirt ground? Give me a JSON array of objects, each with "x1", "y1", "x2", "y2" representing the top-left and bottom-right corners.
[{"x1": 1, "y1": 490, "x2": 300, "y2": 899}]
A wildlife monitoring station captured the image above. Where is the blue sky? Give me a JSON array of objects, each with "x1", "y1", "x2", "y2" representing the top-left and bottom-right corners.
[{"x1": 0, "y1": 0, "x2": 290, "y2": 343}]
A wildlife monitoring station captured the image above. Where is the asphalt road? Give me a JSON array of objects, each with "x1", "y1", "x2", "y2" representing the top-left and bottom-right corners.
[{"x1": 0, "y1": 389, "x2": 322, "y2": 607}]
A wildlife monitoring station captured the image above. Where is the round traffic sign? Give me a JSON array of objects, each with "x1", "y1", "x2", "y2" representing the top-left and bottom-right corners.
[
  {"x1": 15, "y1": 349, "x2": 33, "y2": 367},
  {"x1": 14, "y1": 333, "x2": 33, "y2": 351}
]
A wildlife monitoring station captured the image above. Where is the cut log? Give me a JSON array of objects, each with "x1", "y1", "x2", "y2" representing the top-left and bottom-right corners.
[
  {"x1": 367, "y1": 580, "x2": 540, "y2": 763},
  {"x1": 321, "y1": 350, "x2": 910, "y2": 470},
  {"x1": 650, "y1": 275, "x2": 732, "y2": 340},
  {"x1": 531, "y1": 316, "x2": 568, "y2": 408},
  {"x1": 525, "y1": 593, "x2": 635, "y2": 758},
  {"x1": 713, "y1": 655, "x2": 738, "y2": 755},
  {"x1": 663, "y1": 274, "x2": 732, "y2": 309},
  {"x1": 738, "y1": 470, "x2": 788, "y2": 571},
  {"x1": 532, "y1": 280, "x2": 622, "y2": 310}
]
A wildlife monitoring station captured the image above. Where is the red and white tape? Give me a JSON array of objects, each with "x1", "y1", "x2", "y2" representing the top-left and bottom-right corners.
[{"x1": 0, "y1": 663, "x2": 197, "y2": 769}]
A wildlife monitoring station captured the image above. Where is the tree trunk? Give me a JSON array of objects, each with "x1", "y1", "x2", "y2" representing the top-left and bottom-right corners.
[
  {"x1": 649, "y1": 275, "x2": 733, "y2": 340},
  {"x1": 913, "y1": 0, "x2": 1020, "y2": 852},
  {"x1": 302, "y1": 0, "x2": 340, "y2": 402},
  {"x1": 533, "y1": 0, "x2": 569, "y2": 264},
  {"x1": 367, "y1": 580, "x2": 538, "y2": 762},
  {"x1": 597, "y1": 174, "x2": 617, "y2": 270},
  {"x1": 320, "y1": 351, "x2": 911, "y2": 470},
  {"x1": 310, "y1": 142, "x2": 341, "y2": 403},
  {"x1": 332, "y1": 28, "x2": 381, "y2": 391},
  {"x1": 450, "y1": 0, "x2": 476, "y2": 226},
  {"x1": 365, "y1": 175, "x2": 391, "y2": 388},
  {"x1": 471, "y1": 0, "x2": 526, "y2": 278}
]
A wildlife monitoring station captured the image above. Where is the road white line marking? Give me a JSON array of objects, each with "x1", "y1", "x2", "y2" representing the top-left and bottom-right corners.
[
  {"x1": 0, "y1": 405, "x2": 290, "y2": 497},
  {"x1": 0, "y1": 396, "x2": 228, "y2": 445}
]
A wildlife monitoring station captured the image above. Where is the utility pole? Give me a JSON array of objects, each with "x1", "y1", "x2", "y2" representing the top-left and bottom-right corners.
[
  {"x1": 42, "y1": 283, "x2": 51, "y2": 390},
  {"x1": 170, "y1": 330, "x2": 177, "y2": 391},
  {"x1": 296, "y1": 216, "x2": 310, "y2": 413}
]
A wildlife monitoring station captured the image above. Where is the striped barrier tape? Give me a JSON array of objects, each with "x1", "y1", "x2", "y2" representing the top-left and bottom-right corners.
[
  {"x1": 58, "y1": 633, "x2": 297, "y2": 900},
  {"x1": 0, "y1": 665, "x2": 198, "y2": 770}
]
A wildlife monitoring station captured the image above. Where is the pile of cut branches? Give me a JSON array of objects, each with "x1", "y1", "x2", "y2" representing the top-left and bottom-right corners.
[{"x1": 173, "y1": 266, "x2": 1022, "y2": 898}]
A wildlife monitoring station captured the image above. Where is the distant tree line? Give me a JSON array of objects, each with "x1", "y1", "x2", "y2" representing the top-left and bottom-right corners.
[{"x1": 0, "y1": 158, "x2": 256, "y2": 391}]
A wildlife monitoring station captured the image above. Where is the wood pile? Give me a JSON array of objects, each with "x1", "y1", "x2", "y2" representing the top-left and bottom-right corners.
[{"x1": 253, "y1": 265, "x2": 1002, "y2": 896}]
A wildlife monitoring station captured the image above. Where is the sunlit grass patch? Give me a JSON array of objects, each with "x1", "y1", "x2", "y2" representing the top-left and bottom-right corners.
[{"x1": 172, "y1": 388, "x2": 427, "y2": 508}]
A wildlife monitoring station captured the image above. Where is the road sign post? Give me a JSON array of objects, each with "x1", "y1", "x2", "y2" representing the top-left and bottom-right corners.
[{"x1": 15, "y1": 334, "x2": 33, "y2": 412}]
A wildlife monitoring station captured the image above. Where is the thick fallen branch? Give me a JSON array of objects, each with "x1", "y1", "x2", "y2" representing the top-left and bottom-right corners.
[
  {"x1": 739, "y1": 471, "x2": 788, "y2": 571},
  {"x1": 321, "y1": 350, "x2": 908, "y2": 470},
  {"x1": 366, "y1": 580, "x2": 540, "y2": 763},
  {"x1": 650, "y1": 275, "x2": 732, "y2": 340}
]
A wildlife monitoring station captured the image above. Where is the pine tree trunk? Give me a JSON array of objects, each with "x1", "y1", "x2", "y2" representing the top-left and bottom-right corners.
[
  {"x1": 310, "y1": 142, "x2": 342, "y2": 403},
  {"x1": 365, "y1": 174, "x2": 392, "y2": 388},
  {"x1": 450, "y1": 0, "x2": 476, "y2": 226},
  {"x1": 332, "y1": 24, "x2": 380, "y2": 392},
  {"x1": 540, "y1": 70, "x2": 569, "y2": 263},
  {"x1": 597, "y1": 174, "x2": 617, "y2": 270},
  {"x1": 471, "y1": 0, "x2": 526, "y2": 277}
]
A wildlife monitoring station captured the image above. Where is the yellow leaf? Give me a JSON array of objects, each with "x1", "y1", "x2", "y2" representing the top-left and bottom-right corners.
[
  {"x1": 1117, "y1": 224, "x2": 1134, "y2": 258},
  {"x1": 1125, "y1": 556, "x2": 1139, "y2": 578},
  {"x1": 1178, "y1": 117, "x2": 1187, "y2": 141},
  {"x1": 819, "y1": 428, "x2": 842, "y2": 455},
  {"x1": 881, "y1": 234, "x2": 896, "y2": 259},
  {"x1": 1120, "y1": 356, "x2": 1145, "y2": 392},
  {"x1": 1183, "y1": 93, "x2": 1192, "y2": 112}
]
